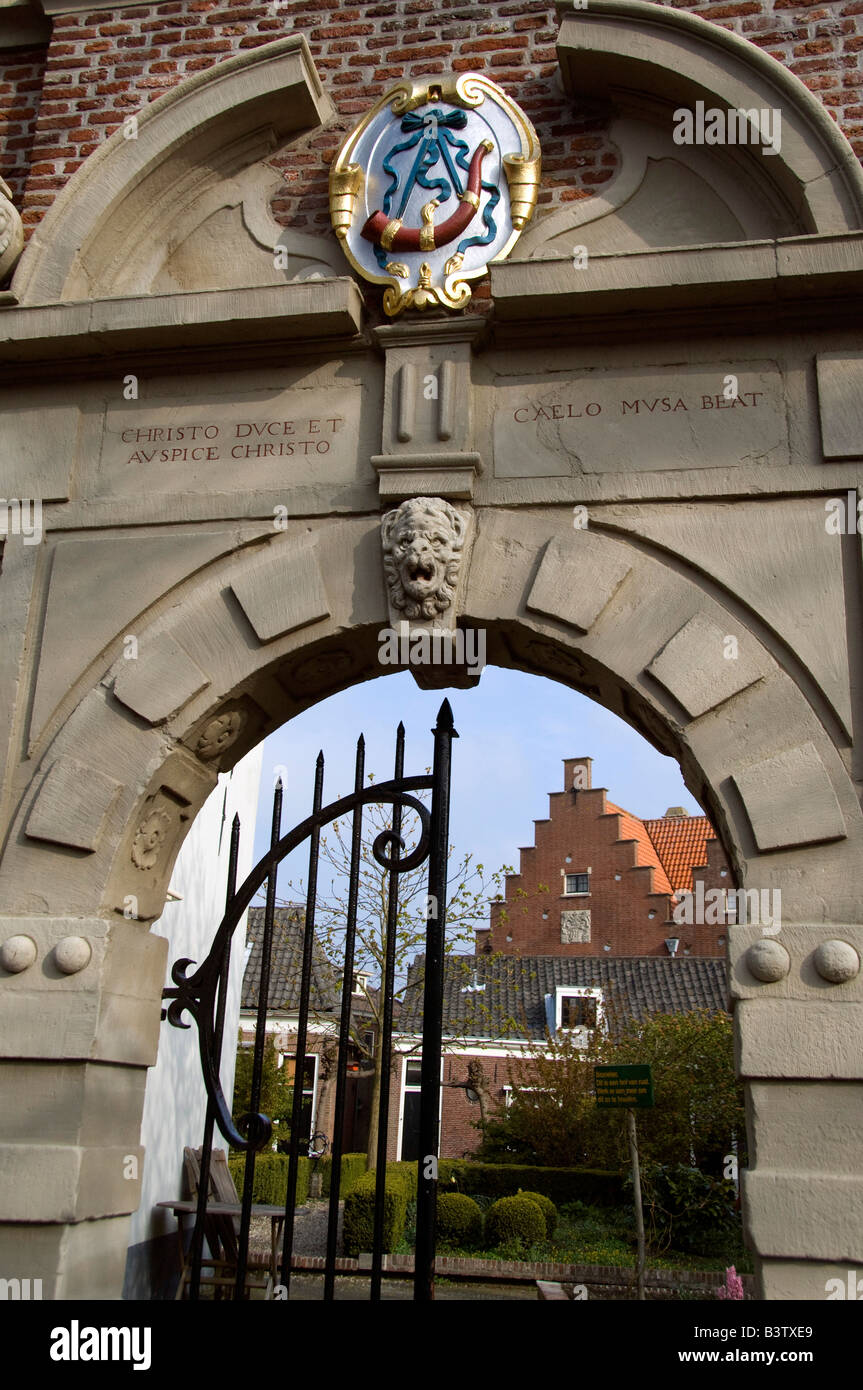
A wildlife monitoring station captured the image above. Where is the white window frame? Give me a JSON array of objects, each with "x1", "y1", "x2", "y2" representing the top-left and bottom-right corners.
[
  {"x1": 555, "y1": 984, "x2": 604, "y2": 1038},
  {"x1": 281, "y1": 1050, "x2": 319, "y2": 1136},
  {"x1": 563, "y1": 870, "x2": 591, "y2": 896},
  {"x1": 396, "y1": 1052, "x2": 444, "y2": 1160}
]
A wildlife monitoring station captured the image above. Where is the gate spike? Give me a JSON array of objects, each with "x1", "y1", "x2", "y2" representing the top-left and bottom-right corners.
[{"x1": 433, "y1": 698, "x2": 458, "y2": 737}]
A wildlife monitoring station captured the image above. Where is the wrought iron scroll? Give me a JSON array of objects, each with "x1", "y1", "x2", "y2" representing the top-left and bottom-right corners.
[
  {"x1": 162, "y1": 701, "x2": 456, "y2": 1302},
  {"x1": 162, "y1": 777, "x2": 434, "y2": 1153}
]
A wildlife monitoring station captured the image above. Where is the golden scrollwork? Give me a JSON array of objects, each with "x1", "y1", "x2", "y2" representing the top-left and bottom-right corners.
[
  {"x1": 502, "y1": 153, "x2": 542, "y2": 229},
  {"x1": 328, "y1": 163, "x2": 364, "y2": 240},
  {"x1": 383, "y1": 259, "x2": 472, "y2": 315}
]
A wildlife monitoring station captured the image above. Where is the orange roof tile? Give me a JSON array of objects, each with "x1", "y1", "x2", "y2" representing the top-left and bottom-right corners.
[
  {"x1": 644, "y1": 815, "x2": 717, "y2": 894},
  {"x1": 605, "y1": 801, "x2": 675, "y2": 898}
]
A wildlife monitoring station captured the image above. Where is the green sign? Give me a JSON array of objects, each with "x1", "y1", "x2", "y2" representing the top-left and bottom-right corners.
[{"x1": 594, "y1": 1064, "x2": 654, "y2": 1109}]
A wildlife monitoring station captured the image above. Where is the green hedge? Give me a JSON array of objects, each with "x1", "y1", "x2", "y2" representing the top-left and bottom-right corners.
[
  {"x1": 485, "y1": 1194, "x2": 545, "y2": 1249},
  {"x1": 228, "y1": 1153, "x2": 310, "y2": 1208},
  {"x1": 438, "y1": 1161, "x2": 623, "y2": 1207},
  {"x1": 320, "y1": 1153, "x2": 368, "y2": 1199},
  {"x1": 342, "y1": 1162, "x2": 416, "y2": 1257}
]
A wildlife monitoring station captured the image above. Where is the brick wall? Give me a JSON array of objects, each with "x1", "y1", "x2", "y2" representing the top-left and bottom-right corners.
[
  {"x1": 481, "y1": 765, "x2": 731, "y2": 958},
  {"x1": 0, "y1": 45, "x2": 48, "y2": 207},
  {"x1": 4, "y1": 0, "x2": 863, "y2": 242}
]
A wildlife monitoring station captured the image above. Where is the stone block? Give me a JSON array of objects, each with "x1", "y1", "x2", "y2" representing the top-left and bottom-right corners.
[
  {"x1": 26, "y1": 760, "x2": 123, "y2": 852},
  {"x1": 0, "y1": 401, "x2": 78, "y2": 501},
  {"x1": 742, "y1": 1171, "x2": 863, "y2": 1263},
  {"x1": 816, "y1": 354, "x2": 863, "y2": 460},
  {"x1": 736, "y1": 999, "x2": 863, "y2": 1078},
  {"x1": 732, "y1": 743, "x2": 846, "y2": 852},
  {"x1": 492, "y1": 364, "x2": 787, "y2": 477},
  {"x1": 231, "y1": 537, "x2": 330, "y2": 643},
  {"x1": 0, "y1": 1215, "x2": 133, "y2": 1300},
  {"x1": 0, "y1": 1060, "x2": 148, "y2": 1147},
  {"x1": 759, "y1": 1260, "x2": 862, "y2": 1301},
  {"x1": 647, "y1": 613, "x2": 766, "y2": 718},
  {"x1": 0, "y1": 917, "x2": 167, "y2": 1065},
  {"x1": 0, "y1": 1141, "x2": 141, "y2": 1223},
  {"x1": 30, "y1": 531, "x2": 243, "y2": 747},
  {"x1": 112, "y1": 633, "x2": 209, "y2": 724},
  {"x1": 527, "y1": 532, "x2": 632, "y2": 633}
]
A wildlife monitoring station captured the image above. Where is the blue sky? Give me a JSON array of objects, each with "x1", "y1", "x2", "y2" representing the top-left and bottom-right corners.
[{"x1": 248, "y1": 667, "x2": 703, "y2": 925}]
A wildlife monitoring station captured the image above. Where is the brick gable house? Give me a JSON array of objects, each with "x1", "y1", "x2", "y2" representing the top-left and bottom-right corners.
[
  {"x1": 236, "y1": 768, "x2": 735, "y2": 1163},
  {"x1": 391, "y1": 759, "x2": 735, "y2": 1160},
  {"x1": 477, "y1": 757, "x2": 732, "y2": 960}
]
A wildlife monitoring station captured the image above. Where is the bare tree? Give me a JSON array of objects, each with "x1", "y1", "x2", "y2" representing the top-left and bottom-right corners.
[{"x1": 276, "y1": 780, "x2": 544, "y2": 1167}]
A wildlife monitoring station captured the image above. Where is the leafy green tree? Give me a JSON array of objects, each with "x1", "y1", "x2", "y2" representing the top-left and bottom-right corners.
[
  {"x1": 477, "y1": 1008, "x2": 745, "y2": 1176},
  {"x1": 607, "y1": 1009, "x2": 745, "y2": 1175},
  {"x1": 231, "y1": 1030, "x2": 295, "y2": 1152}
]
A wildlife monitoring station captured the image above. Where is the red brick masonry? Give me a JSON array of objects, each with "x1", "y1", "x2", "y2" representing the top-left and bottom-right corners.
[{"x1": 4, "y1": 0, "x2": 863, "y2": 242}]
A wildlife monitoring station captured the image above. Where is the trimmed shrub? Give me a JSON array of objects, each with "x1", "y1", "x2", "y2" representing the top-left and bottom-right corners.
[
  {"x1": 343, "y1": 1163, "x2": 414, "y2": 1257},
  {"x1": 485, "y1": 1194, "x2": 546, "y2": 1250},
  {"x1": 227, "y1": 1153, "x2": 309, "y2": 1207},
  {"x1": 518, "y1": 1189, "x2": 557, "y2": 1238},
  {"x1": 438, "y1": 1160, "x2": 623, "y2": 1208},
  {"x1": 320, "y1": 1152, "x2": 367, "y2": 1199},
  {"x1": 436, "y1": 1193, "x2": 483, "y2": 1249}
]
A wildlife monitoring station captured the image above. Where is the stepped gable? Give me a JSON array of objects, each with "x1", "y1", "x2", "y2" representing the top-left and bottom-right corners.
[{"x1": 604, "y1": 800, "x2": 675, "y2": 898}]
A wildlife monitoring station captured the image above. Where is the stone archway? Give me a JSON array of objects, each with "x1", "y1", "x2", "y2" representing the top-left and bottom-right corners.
[{"x1": 2, "y1": 2, "x2": 862, "y2": 1301}]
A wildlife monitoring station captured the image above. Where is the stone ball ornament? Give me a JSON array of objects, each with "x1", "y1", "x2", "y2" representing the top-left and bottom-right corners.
[
  {"x1": 813, "y1": 939, "x2": 860, "y2": 984},
  {"x1": 329, "y1": 72, "x2": 541, "y2": 314},
  {"x1": 54, "y1": 936, "x2": 92, "y2": 975},
  {"x1": 745, "y1": 938, "x2": 791, "y2": 983},
  {"x1": 0, "y1": 935, "x2": 38, "y2": 973}
]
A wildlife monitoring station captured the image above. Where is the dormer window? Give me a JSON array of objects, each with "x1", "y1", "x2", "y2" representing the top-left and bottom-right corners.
[
  {"x1": 545, "y1": 985, "x2": 604, "y2": 1045},
  {"x1": 561, "y1": 994, "x2": 598, "y2": 1029}
]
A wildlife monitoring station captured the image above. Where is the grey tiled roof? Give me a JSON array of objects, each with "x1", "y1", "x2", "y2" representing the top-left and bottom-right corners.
[
  {"x1": 241, "y1": 905, "x2": 338, "y2": 1014},
  {"x1": 397, "y1": 953, "x2": 728, "y2": 1040}
]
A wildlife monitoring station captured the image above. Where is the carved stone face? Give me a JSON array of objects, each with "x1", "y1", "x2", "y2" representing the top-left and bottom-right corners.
[
  {"x1": 394, "y1": 514, "x2": 453, "y2": 603},
  {"x1": 381, "y1": 497, "x2": 465, "y2": 620}
]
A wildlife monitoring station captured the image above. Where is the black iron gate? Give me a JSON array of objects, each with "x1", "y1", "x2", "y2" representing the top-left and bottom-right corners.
[{"x1": 161, "y1": 700, "x2": 456, "y2": 1301}]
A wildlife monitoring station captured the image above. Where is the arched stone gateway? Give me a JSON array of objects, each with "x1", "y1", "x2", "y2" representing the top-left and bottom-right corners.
[{"x1": 1, "y1": 1, "x2": 862, "y2": 1300}]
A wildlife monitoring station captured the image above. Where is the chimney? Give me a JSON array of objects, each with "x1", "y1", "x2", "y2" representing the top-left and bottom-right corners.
[
  {"x1": 664, "y1": 806, "x2": 689, "y2": 818},
  {"x1": 564, "y1": 757, "x2": 592, "y2": 791}
]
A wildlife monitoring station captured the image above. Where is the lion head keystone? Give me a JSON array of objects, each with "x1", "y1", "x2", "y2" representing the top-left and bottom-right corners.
[{"x1": 381, "y1": 496, "x2": 467, "y2": 622}]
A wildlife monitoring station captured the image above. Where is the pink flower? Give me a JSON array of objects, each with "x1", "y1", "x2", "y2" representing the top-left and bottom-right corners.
[{"x1": 716, "y1": 1266, "x2": 744, "y2": 1300}]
